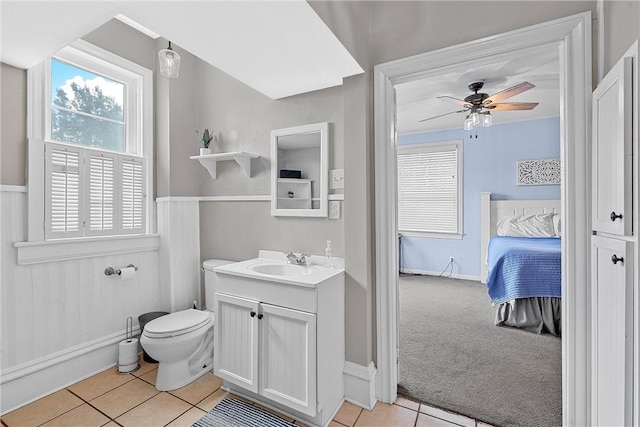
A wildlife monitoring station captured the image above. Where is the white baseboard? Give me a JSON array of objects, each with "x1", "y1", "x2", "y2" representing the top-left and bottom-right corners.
[
  {"x1": 343, "y1": 361, "x2": 377, "y2": 410},
  {"x1": 400, "y1": 268, "x2": 480, "y2": 282},
  {"x1": 1, "y1": 328, "x2": 139, "y2": 414}
]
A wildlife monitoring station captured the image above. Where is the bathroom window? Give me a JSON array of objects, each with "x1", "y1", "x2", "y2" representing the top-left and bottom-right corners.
[
  {"x1": 396, "y1": 140, "x2": 463, "y2": 238},
  {"x1": 27, "y1": 39, "x2": 153, "y2": 240}
]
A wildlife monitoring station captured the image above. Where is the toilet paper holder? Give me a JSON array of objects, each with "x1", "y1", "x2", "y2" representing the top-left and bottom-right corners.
[{"x1": 105, "y1": 264, "x2": 138, "y2": 276}]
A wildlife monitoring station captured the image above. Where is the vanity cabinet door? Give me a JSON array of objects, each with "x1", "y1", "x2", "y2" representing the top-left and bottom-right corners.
[
  {"x1": 214, "y1": 293, "x2": 259, "y2": 393},
  {"x1": 259, "y1": 303, "x2": 317, "y2": 416},
  {"x1": 592, "y1": 55, "x2": 632, "y2": 236},
  {"x1": 591, "y1": 235, "x2": 633, "y2": 426}
]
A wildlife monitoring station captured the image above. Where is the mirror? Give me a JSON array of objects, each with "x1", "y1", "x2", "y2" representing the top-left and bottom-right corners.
[{"x1": 271, "y1": 122, "x2": 328, "y2": 217}]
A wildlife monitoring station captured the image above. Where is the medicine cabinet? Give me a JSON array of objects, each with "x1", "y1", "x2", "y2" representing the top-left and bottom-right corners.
[{"x1": 271, "y1": 122, "x2": 328, "y2": 217}]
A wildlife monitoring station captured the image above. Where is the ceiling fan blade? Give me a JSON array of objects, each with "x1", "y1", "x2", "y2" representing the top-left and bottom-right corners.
[
  {"x1": 418, "y1": 109, "x2": 467, "y2": 122},
  {"x1": 484, "y1": 82, "x2": 535, "y2": 104},
  {"x1": 436, "y1": 96, "x2": 471, "y2": 107},
  {"x1": 487, "y1": 102, "x2": 539, "y2": 111}
]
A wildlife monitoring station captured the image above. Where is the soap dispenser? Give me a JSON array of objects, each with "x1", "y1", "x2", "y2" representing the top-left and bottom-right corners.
[{"x1": 324, "y1": 240, "x2": 334, "y2": 268}]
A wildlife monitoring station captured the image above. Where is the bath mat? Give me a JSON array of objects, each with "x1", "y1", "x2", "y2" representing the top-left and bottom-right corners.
[{"x1": 192, "y1": 397, "x2": 297, "y2": 427}]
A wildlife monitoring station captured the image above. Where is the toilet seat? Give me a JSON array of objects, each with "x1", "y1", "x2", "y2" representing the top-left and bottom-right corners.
[{"x1": 143, "y1": 309, "x2": 212, "y2": 338}]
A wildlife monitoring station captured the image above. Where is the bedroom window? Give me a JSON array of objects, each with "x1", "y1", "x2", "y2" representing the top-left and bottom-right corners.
[
  {"x1": 27, "y1": 39, "x2": 153, "y2": 241},
  {"x1": 397, "y1": 140, "x2": 463, "y2": 238}
]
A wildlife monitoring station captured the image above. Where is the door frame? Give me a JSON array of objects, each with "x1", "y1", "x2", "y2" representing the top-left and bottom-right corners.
[{"x1": 373, "y1": 12, "x2": 592, "y2": 426}]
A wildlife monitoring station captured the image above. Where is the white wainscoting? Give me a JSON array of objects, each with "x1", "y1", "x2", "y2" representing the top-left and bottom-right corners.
[
  {"x1": 1, "y1": 190, "x2": 163, "y2": 414},
  {"x1": 157, "y1": 198, "x2": 201, "y2": 311}
]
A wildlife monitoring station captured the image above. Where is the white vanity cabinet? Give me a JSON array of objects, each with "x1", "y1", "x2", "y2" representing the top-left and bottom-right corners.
[
  {"x1": 213, "y1": 259, "x2": 344, "y2": 427},
  {"x1": 215, "y1": 293, "x2": 317, "y2": 416}
]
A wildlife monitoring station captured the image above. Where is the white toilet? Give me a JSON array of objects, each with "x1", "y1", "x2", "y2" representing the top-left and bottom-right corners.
[{"x1": 140, "y1": 259, "x2": 232, "y2": 391}]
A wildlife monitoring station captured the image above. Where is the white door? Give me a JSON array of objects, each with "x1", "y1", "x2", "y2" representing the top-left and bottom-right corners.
[
  {"x1": 591, "y1": 235, "x2": 633, "y2": 426},
  {"x1": 259, "y1": 303, "x2": 317, "y2": 416},
  {"x1": 592, "y1": 56, "x2": 632, "y2": 235},
  {"x1": 214, "y1": 293, "x2": 259, "y2": 393}
]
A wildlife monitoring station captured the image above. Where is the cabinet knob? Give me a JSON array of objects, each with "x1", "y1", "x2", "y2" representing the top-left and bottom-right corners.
[
  {"x1": 611, "y1": 254, "x2": 624, "y2": 265},
  {"x1": 250, "y1": 311, "x2": 256, "y2": 318},
  {"x1": 257, "y1": 313, "x2": 264, "y2": 320},
  {"x1": 610, "y1": 211, "x2": 623, "y2": 222}
]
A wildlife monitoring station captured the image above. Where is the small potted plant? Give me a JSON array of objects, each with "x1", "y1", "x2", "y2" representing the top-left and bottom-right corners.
[{"x1": 197, "y1": 128, "x2": 215, "y2": 155}]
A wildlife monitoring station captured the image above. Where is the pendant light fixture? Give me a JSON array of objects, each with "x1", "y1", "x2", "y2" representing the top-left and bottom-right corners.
[{"x1": 158, "y1": 41, "x2": 181, "y2": 78}]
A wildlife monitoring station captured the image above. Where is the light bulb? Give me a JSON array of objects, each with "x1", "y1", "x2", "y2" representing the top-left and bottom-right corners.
[
  {"x1": 158, "y1": 41, "x2": 181, "y2": 78},
  {"x1": 470, "y1": 112, "x2": 480, "y2": 126},
  {"x1": 481, "y1": 113, "x2": 492, "y2": 127},
  {"x1": 463, "y1": 117, "x2": 473, "y2": 131}
]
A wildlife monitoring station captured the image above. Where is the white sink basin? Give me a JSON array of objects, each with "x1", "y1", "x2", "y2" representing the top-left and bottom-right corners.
[{"x1": 249, "y1": 263, "x2": 317, "y2": 276}]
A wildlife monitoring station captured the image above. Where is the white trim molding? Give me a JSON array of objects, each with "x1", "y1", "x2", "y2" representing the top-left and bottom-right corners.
[
  {"x1": 0, "y1": 185, "x2": 27, "y2": 193},
  {"x1": 0, "y1": 327, "x2": 138, "y2": 415},
  {"x1": 14, "y1": 234, "x2": 160, "y2": 265},
  {"x1": 343, "y1": 361, "x2": 377, "y2": 410},
  {"x1": 374, "y1": 12, "x2": 591, "y2": 426},
  {"x1": 400, "y1": 269, "x2": 480, "y2": 282}
]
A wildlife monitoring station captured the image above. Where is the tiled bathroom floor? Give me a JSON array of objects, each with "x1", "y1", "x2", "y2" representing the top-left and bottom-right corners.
[{"x1": 1, "y1": 360, "x2": 490, "y2": 427}]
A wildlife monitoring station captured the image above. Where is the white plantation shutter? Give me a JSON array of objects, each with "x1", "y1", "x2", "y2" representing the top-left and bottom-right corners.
[
  {"x1": 46, "y1": 144, "x2": 84, "y2": 238},
  {"x1": 121, "y1": 157, "x2": 145, "y2": 233},
  {"x1": 86, "y1": 150, "x2": 116, "y2": 235},
  {"x1": 44, "y1": 142, "x2": 146, "y2": 238},
  {"x1": 397, "y1": 141, "x2": 462, "y2": 235}
]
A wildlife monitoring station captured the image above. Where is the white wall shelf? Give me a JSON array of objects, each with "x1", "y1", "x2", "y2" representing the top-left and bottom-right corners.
[{"x1": 190, "y1": 152, "x2": 260, "y2": 179}]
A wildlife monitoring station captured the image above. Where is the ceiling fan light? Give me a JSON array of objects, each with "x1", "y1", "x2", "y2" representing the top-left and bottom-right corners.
[
  {"x1": 470, "y1": 112, "x2": 480, "y2": 126},
  {"x1": 158, "y1": 41, "x2": 181, "y2": 78},
  {"x1": 463, "y1": 116, "x2": 473, "y2": 131},
  {"x1": 481, "y1": 112, "x2": 492, "y2": 127}
]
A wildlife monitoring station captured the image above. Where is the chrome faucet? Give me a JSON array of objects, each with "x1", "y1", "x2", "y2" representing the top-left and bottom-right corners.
[{"x1": 285, "y1": 252, "x2": 309, "y2": 265}]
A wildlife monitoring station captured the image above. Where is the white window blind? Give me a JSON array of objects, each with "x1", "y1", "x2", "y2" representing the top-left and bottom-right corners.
[
  {"x1": 45, "y1": 141, "x2": 145, "y2": 238},
  {"x1": 87, "y1": 150, "x2": 115, "y2": 235},
  {"x1": 46, "y1": 144, "x2": 83, "y2": 238},
  {"x1": 121, "y1": 157, "x2": 145, "y2": 233},
  {"x1": 397, "y1": 141, "x2": 462, "y2": 236}
]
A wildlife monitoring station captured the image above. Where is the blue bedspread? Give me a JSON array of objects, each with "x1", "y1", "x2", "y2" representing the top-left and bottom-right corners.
[{"x1": 486, "y1": 236, "x2": 561, "y2": 304}]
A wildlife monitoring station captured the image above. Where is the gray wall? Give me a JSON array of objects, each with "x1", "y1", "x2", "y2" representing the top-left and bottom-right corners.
[
  {"x1": 192, "y1": 56, "x2": 345, "y2": 263},
  {"x1": 0, "y1": 63, "x2": 26, "y2": 186}
]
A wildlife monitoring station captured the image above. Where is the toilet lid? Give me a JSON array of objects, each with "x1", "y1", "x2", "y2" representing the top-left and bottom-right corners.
[{"x1": 143, "y1": 309, "x2": 212, "y2": 338}]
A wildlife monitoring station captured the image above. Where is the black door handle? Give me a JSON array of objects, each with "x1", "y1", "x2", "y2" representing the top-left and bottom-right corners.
[
  {"x1": 250, "y1": 311, "x2": 256, "y2": 317},
  {"x1": 257, "y1": 313, "x2": 263, "y2": 320},
  {"x1": 611, "y1": 254, "x2": 624, "y2": 265},
  {"x1": 610, "y1": 211, "x2": 623, "y2": 222}
]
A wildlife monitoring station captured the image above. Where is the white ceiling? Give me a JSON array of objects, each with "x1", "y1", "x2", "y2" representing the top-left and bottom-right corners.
[
  {"x1": 1, "y1": 1, "x2": 364, "y2": 99},
  {"x1": 396, "y1": 47, "x2": 560, "y2": 134}
]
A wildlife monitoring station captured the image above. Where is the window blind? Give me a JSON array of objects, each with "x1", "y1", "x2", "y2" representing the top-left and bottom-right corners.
[
  {"x1": 46, "y1": 144, "x2": 83, "y2": 238},
  {"x1": 397, "y1": 143, "x2": 461, "y2": 235},
  {"x1": 45, "y1": 141, "x2": 145, "y2": 238},
  {"x1": 121, "y1": 157, "x2": 145, "y2": 233},
  {"x1": 87, "y1": 150, "x2": 115, "y2": 235}
]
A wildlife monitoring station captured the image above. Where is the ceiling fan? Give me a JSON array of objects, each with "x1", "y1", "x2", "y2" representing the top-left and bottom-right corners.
[{"x1": 419, "y1": 81, "x2": 539, "y2": 127}]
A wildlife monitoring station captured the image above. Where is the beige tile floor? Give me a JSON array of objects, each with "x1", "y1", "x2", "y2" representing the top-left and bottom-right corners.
[{"x1": 1, "y1": 359, "x2": 490, "y2": 427}]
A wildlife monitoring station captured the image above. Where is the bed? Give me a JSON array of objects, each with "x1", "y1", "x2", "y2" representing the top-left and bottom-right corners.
[{"x1": 480, "y1": 192, "x2": 561, "y2": 335}]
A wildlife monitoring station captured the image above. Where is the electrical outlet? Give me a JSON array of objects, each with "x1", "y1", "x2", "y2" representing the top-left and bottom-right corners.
[
  {"x1": 329, "y1": 201, "x2": 341, "y2": 219},
  {"x1": 330, "y1": 169, "x2": 344, "y2": 189}
]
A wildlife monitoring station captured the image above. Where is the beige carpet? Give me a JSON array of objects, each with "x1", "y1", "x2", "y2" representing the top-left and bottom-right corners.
[{"x1": 398, "y1": 274, "x2": 562, "y2": 427}]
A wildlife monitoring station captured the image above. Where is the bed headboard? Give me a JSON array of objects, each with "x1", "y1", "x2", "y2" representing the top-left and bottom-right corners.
[{"x1": 480, "y1": 192, "x2": 560, "y2": 283}]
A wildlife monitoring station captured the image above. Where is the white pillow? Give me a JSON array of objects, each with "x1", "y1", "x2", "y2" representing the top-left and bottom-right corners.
[
  {"x1": 496, "y1": 213, "x2": 557, "y2": 237},
  {"x1": 552, "y1": 213, "x2": 561, "y2": 236}
]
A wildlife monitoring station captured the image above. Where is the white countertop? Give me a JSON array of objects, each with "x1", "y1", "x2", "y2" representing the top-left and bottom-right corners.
[{"x1": 213, "y1": 250, "x2": 344, "y2": 288}]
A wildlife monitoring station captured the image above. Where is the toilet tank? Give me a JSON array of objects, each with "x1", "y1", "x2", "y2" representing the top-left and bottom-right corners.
[{"x1": 202, "y1": 259, "x2": 234, "y2": 312}]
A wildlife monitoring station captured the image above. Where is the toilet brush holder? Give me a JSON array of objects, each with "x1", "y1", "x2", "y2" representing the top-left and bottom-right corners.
[{"x1": 118, "y1": 317, "x2": 139, "y2": 374}]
